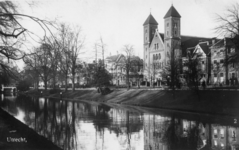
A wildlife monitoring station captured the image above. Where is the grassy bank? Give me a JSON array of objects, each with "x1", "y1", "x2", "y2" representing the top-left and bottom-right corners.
[{"x1": 25, "y1": 89, "x2": 239, "y2": 116}]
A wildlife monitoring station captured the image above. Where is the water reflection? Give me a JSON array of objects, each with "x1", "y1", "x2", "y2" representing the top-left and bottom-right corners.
[{"x1": 0, "y1": 95, "x2": 239, "y2": 150}]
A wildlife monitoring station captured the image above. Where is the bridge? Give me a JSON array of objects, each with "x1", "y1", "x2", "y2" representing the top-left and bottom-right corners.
[{"x1": 1, "y1": 85, "x2": 17, "y2": 93}]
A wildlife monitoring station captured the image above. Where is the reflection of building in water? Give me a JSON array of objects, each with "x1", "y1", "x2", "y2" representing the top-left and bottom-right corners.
[
  {"x1": 212, "y1": 125, "x2": 239, "y2": 150},
  {"x1": 107, "y1": 109, "x2": 143, "y2": 150},
  {"x1": 143, "y1": 114, "x2": 170, "y2": 150},
  {"x1": 108, "y1": 109, "x2": 143, "y2": 132}
]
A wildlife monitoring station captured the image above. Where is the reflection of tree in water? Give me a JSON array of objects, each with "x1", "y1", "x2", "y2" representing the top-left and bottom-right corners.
[
  {"x1": 162, "y1": 116, "x2": 202, "y2": 150},
  {"x1": 93, "y1": 104, "x2": 111, "y2": 132},
  {"x1": 10, "y1": 96, "x2": 79, "y2": 150}
]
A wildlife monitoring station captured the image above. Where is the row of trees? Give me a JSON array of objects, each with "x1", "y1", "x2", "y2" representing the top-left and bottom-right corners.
[{"x1": 23, "y1": 24, "x2": 85, "y2": 91}]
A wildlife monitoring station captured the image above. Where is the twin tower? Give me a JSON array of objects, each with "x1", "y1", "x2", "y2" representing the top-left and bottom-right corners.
[{"x1": 143, "y1": 5, "x2": 181, "y2": 75}]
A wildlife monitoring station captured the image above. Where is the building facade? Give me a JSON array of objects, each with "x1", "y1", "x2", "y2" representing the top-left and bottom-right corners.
[
  {"x1": 143, "y1": 5, "x2": 239, "y2": 86},
  {"x1": 105, "y1": 54, "x2": 143, "y2": 86}
]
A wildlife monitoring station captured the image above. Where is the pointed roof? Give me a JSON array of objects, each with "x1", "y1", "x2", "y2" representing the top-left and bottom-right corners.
[
  {"x1": 198, "y1": 43, "x2": 210, "y2": 54},
  {"x1": 143, "y1": 13, "x2": 158, "y2": 25},
  {"x1": 164, "y1": 5, "x2": 181, "y2": 19}
]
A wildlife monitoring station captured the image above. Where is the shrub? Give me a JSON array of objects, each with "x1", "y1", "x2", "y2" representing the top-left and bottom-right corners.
[
  {"x1": 17, "y1": 80, "x2": 31, "y2": 91},
  {"x1": 49, "y1": 88, "x2": 62, "y2": 94}
]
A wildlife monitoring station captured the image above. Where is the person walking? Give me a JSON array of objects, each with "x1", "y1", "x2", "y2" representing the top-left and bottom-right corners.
[{"x1": 202, "y1": 80, "x2": 206, "y2": 90}]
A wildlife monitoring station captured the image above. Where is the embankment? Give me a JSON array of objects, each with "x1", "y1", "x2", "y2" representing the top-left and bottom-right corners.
[{"x1": 28, "y1": 89, "x2": 239, "y2": 116}]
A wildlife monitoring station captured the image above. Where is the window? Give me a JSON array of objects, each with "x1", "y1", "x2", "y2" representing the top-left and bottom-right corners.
[
  {"x1": 158, "y1": 53, "x2": 161, "y2": 60},
  {"x1": 167, "y1": 43, "x2": 170, "y2": 47},
  {"x1": 202, "y1": 61, "x2": 204, "y2": 64},
  {"x1": 156, "y1": 54, "x2": 158, "y2": 60},
  {"x1": 214, "y1": 140, "x2": 217, "y2": 146},
  {"x1": 145, "y1": 29, "x2": 147, "y2": 33},
  {"x1": 214, "y1": 129, "x2": 218, "y2": 138},
  {"x1": 220, "y1": 73, "x2": 224, "y2": 77},
  {"x1": 220, "y1": 59, "x2": 224, "y2": 63},
  {"x1": 167, "y1": 31, "x2": 169, "y2": 36},
  {"x1": 146, "y1": 48, "x2": 147, "y2": 51},
  {"x1": 214, "y1": 74, "x2": 217, "y2": 77},
  {"x1": 214, "y1": 60, "x2": 217, "y2": 64},
  {"x1": 153, "y1": 54, "x2": 155, "y2": 60},
  {"x1": 146, "y1": 55, "x2": 147, "y2": 59},
  {"x1": 157, "y1": 43, "x2": 158, "y2": 49},
  {"x1": 220, "y1": 129, "x2": 224, "y2": 139},
  {"x1": 167, "y1": 23, "x2": 169, "y2": 27},
  {"x1": 175, "y1": 31, "x2": 177, "y2": 35},
  {"x1": 155, "y1": 44, "x2": 156, "y2": 49}
]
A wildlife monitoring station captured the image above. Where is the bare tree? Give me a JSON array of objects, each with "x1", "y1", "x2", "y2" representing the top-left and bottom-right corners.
[
  {"x1": 215, "y1": 2, "x2": 239, "y2": 68},
  {"x1": 24, "y1": 43, "x2": 55, "y2": 91},
  {"x1": 58, "y1": 24, "x2": 71, "y2": 91},
  {"x1": 0, "y1": 1, "x2": 57, "y2": 59},
  {"x1": 184, "y1": 51, "x2": 203, "y2": 92},
  {"x1": 162, "y1": 41, "x2": 181, "y2": 89},
  {"x1": 122, "y1": 44, "x2": 134, "y2": 90},
  {"x1": 0, "y1": 1, "x2": 58, "y2": 88},
  {"x1": 68, "y1": 27, "x2": 85, "y2": 91}
]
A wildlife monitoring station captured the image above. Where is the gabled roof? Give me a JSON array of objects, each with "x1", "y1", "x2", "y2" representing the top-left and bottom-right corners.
[
  {"x1": 164, "y1": 5, "x2": 181, "y2": 18},
  {"x1": 181, "y1": 35, "x2": 212, "y2": 57},
  {"x1": 143, "y1": 13, "x2": 158, "y2": 25},
  {"x1": 198, "y1": 43, "x2": 210, "y2": 54},
  {"x1": 105, "y1": 54, "x2": 121, "y2": 63},
  {"x1": 159, "y1": 33, "x2": 164, "y2": 42}
]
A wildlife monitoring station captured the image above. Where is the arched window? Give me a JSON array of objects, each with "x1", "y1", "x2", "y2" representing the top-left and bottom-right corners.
[{"x1": 158, "y1": 53, "x2": 161, "y2": 60}]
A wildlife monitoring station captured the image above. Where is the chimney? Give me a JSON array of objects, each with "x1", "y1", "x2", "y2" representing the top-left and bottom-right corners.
[{"x1": 212, "y1": 37, "x2": 216, "y2": 45}]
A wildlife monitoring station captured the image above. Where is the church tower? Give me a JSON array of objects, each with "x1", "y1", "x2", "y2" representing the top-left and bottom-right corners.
[
  {"x1": 143, "y1": 13, "x2": 158, "y2": 71},
  {"x1": 164, "y1": 5, "x2": 181, "y2": 65}
]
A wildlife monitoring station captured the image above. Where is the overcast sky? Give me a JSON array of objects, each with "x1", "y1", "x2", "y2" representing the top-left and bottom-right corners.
[{"x1": 14, "y1": 0, "x2": 238, "y2": 68}]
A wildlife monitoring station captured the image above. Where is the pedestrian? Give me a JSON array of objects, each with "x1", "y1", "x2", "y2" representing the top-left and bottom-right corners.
[
  {"x1": 235, "y1": 78, "x2": 238, "y2": 86},
  {"x1": 202, "y1": 80, "x2": 206, "y2": 90},
  {"x1": 230, "y1": 78, "x2": 234, "y2": 86}
]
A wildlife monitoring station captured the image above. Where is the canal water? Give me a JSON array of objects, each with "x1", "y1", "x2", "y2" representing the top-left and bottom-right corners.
[{"x1": 1, "y1": 94, "x2": 239, "y2": 150}]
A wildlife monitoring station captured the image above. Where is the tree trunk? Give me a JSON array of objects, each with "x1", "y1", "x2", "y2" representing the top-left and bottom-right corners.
[
  {"x1": 225, "y1": 47, "x2": 229, "y2": 85},
  {"x1": 65, "y1": 75, "x2": 68, "y2": 91},
  {"x1": 44, "y1": 79, "x2": 47, "y2": 91},
  {"x1": 52, "y1": 72, "x2": 56, "y2": 89},
  {"x1": 72, "y1": 73, "x2": 75, "y2": 91}
]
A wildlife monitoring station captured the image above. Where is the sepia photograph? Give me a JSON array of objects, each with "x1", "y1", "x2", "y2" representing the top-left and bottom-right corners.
[{"x1": 0, "y1": 0, "x2": 239, "y2": 149}]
